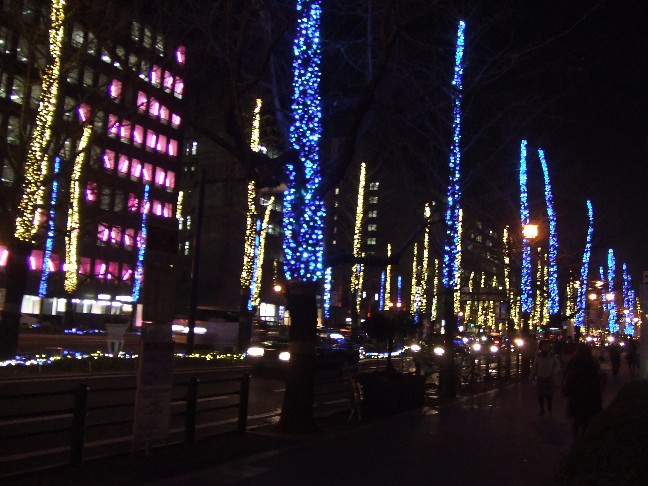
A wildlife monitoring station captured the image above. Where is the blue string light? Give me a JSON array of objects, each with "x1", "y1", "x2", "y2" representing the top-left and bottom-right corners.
[
  {"x1": 622, "y1": 263, "x2": 635, "y2": 335},
  {"x1": 518, "y1": 140, "x2": 533, "y2": 314},
  {"x1": 132, "y1": 184, "x2": 150, "y2": 302},
  {"x1": 538, "y1": 149, "x2": 559, "y2": 316},
  {"x1": 283, "y1": 0, "x2": 325, "y2": 282},
  {"x1": 248, "y1": 219, "x2": 262, "y2": 311},
  {"x1": 397, "y1": 275, "x2": 402, "y2": 308},
  {"x1": 323, "y1": 266, "x2": 332, "y2": 319},
  {"x1": 576, "y1": 201, "x2": 593, "y2": 328},
  {"x1": 607, "y1": 249, "x2": 618, "y2": 333},
  {"x1": 39, "y1": 157, "x2": 61, "y2": 297},
  {"x1": 379, "y1": 271, "x2": 386, "y2": 311}
]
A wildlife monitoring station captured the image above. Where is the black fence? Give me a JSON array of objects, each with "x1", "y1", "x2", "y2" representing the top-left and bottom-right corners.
[{"x1": 0, "y1": 373, "x2": 250, "y2": 477}]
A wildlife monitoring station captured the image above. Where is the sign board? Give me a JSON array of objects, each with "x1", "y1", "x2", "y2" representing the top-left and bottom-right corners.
[{"x1": 132, "y1": 323, "x2": 174, "y2": 448}]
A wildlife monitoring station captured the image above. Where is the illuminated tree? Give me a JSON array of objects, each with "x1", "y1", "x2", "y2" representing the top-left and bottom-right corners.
[{"x1": 575, "y1": 201, "x2": 593, "y2": 329}]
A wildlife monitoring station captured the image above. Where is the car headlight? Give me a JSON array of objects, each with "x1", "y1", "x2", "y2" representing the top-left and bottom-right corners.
[
  {"x1": 472, "y1": 343, "x2": 482, "y2": 352},
  {"x1": 433, "y1": 346, "x2": 445, "y2": 356},
  {"x1": 490, "y1": 345, "x2": 499, "y2": 354},
  {"x1": 278, "y1": 351, "x2": 291, "y2": 362},
  {"x1": 410, "y1": 344, "x2": 421, "y2": 353},
  {"x1": 514, "y1": 338, "x2": 524, "y2": 348},
  {"x1": 246, "y1": 347, "x2": 265, "y2": 357}
]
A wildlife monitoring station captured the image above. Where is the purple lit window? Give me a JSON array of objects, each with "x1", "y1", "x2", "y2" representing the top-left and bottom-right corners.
[
  {"x1": 29, "y1": 250, "x2": 44, "y2": 271},
  {"x1": 120, "y1": 121, "x2": 131, "y2": 142},
  {"x1": 0, "y1": 247, "x2": 8, "y2": 267},
  {"x1": 143, "y1": 163, "x2": 153, "y2": 183},
  {"x1": 165, "y1": 171, "x2": 175, "y2": 190},
  {"x1": 163, "y1": 202, "x2": 173, "y2": 218},
  {"x1": 103, "y1": 150, "x2": 115, "y2": 171},
  {"x1": 109, "y1": 79, "x2": 122, "y2": 99},
  {"x1": 108, "y1": 114, "x2": 119, "y2": 137},
  {"x1": 118, "y1": 155, "x2": 129, "y2": 176},
  {"x1": 124, "y1": 229, "x2": 135, "y2": 248},
  {"x1": 153, "y1": 201, "x2": 162, "y2": 216},
  {"x1": 146, "y1": 130, "x2": 157, "y2": 151},
  {"x1": 79, "y1": 257, "x2": 91, "y2": 276},
  {"x1": 155, "y1": 167, "x2": 165, "y2": 186},
  {"x1": 78, "y1": 103, "x2": 91, "y2": 122},
  {"x1": 157, "y1": 134, "x2": 167, "y2": 153},
  {"x1": 128, "y1": 193, "x2": 139, "y2": 212},
  {"x1": 171, "y1": 113, "x2": 181, "y2": 127},
  {"x1": 150, "y1": 65, "x2": 162, "y2": 86},
  {"x1": 110, "y1": 226, "x2": 121, "y2": 246},
  {"x1": 133, "y1": 125, "x2": 144, "y2": 146},
  {"x1": 163, "y1": 70, "x2": 174, "y2": 91},
  {"x1": 168, "y1": 139, "x2": 178, "y2": 157},
  {"x1": 176, "y1": 46, "x2": 186, "y2": 65},
  {"x1": 108, "y1": 262, "x2": 119, "y2": 280},
  {"x1": 159, "y1": 104, "x2": 169, "y2": 123},
  {"x1": 86, "y1": 182, "x2": 98, "y2": 202},
  {"x1": 130, "y1": 159, "x2": 142, "y2": 180},
  {"x1": 136, "y1": 91, "x2": 147, "y2": 112},
  {"x1": 95, "y1": 260, "x2": 106, "y2": 279},
  {"x1": 149, "y1": 97, "x2": 160, "y2": 117},
  {"x1": 121, "y1": 264, "x2": 133, "y2": 282},
  {"x1": 97, "y1": 223, "x2": 110, "y2": 243},
  {"x1": 174, "y1": 77, "x2": 184, "y2": 98}
]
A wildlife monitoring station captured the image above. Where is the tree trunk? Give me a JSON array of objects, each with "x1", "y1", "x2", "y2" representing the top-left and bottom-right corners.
[
  {"x1": 0, "y1": 239, "x2": 31, "y2": 359},
  {"x1": 279, "y1": 280, "x2": 319, "y2": 433},
  {"x1": 439, "y1": 287, "x2": 458, "y2": 398},
  {"x1": 237, "y1": 286, "x2": 253, "y2": 353}
]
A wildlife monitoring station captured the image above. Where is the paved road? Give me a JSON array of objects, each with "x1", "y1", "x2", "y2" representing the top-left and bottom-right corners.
[{"x1": 152, "y1": 366, "x2": 631, "y2": 486}]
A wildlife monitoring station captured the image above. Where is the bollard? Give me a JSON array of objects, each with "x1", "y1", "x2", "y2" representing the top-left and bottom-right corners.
[
  {"x1": 185, "y1": 376, "x2": 199, "y2": 445},
  {"x1": 70, "y1": 383, "x2": 89, "y2": 466},
  {"x1": 237, "y1": 373, "x2": 250, "y2": 433}
]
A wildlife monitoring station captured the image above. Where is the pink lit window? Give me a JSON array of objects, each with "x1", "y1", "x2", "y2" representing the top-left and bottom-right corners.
[
  {"x1": 95, "y1": 260, "x2": 107, "y2": 279},
  {"x1": 149, "y1": 98, "x2": 160, "y2": 117},
  {"x1": 107, "y1": 262, "x2": 119, "y2": 280},
  {"x1": 118, "y1": 155, "x2": 129, "y2": 176},
  {"x1": 133, "y1": 125, "x2": 144, "y2": 146},
  {"x1": 79, "y1": 257, "x2": 91, "y2": 276},
  {"x1": 110, "y1": 226, "x2": 122, "y2": 246},
  {"x1": 121, "y1": 264, "x2": 133, "y2": 282},
  {"x1": 97, "y1": 223, "x2": 110, "y2": 243},
  {"x1": 109, "y1": 79, "x2": 122, "y2": 99},
  {"x1": 146, "y1": 130, "x2": 157, "y2": 151},
  {"x1": 159, "y1": 104, "x2": 169, "y2": 123},
  {"x1": 174, "y1": 77, "x2": 184, "y2": 98},
  {"x1": 124, "y1": 228, "x2": 135, "y2": 248},
  {"x1": 86, "y1": 182, "x2": 98, "y2": 202},
  {"x1": 157, "y1": 134, "x2": 167, "y2": 153},
  {"x1": 168, "y1": 139, "x2": 178, "y2": 157},
  {"x1": 103, "y1": 150, "x2": 115, "y2": 171},
  {"x1": 163, "y1": 71, "x2": 174, "y2": 91},
  {"x1": 163, "y1": 202, "x2": 173, "y2": 218},
  {"x1": 143, "y1": 163, "x2": 153, "y2": 183},
  {"x1": 78, "y1": 103, "x2": 91, "y2": 122},
  {"x1": 29, "y1": 250, "x2": 43, "y2": 271},
  {"x1": 150, "y1": 65, "x2": 162, "y2": 86},
  {"x1": 155, "y1": 167, "x2": 166, "y2": 186},
  {"x1": 152, "y1": 201, "x2": 162, "y2": 216},
  {"x1": 171, "y1": 113, "x2": 181, "y2": 127},
  {"x1": 128, "y1": 193, "x2": 139, "y2": 212},
  {"x1": 108, "y1": 114, "x2": 120, "y2": 137},
  {"x1": 176, "y1": 46, "x2": 186, "y2": 65},
  {"x1": 0, "y1": 246, "x2": 8, "y2": 267},
  {"x1": 120, "y1": 121, "x2": 131, "y2": 141},
  {"x1": 136, "y1": 91, "x2": 147, "y2": 112},
  {"x1": 130, "y1": 159, "x2": 142, "y2": 180},
  {"x1": 48, "y1": 253, "x2": 60, "y2": 272},
  {"x1": 165, "y1": 171, "x2": 175, "y2": 190}
]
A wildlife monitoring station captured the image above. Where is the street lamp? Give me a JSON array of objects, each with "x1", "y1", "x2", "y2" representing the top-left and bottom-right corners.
[{"x1": 522, "y1": 224, "x2": 539, "y2": 240}]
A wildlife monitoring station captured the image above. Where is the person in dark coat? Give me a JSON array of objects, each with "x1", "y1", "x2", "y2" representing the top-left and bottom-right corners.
[
  {"x1": 626, "y1": 339, "x2": 639, "y2": 376},
  {"x1": 562, "y1": 343, "x2": 603, "y2": 437},
  {"x1": 608, "y1": 341, "x2": 621, "y2": 376}
]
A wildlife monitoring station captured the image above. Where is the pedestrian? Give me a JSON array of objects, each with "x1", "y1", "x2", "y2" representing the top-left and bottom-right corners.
[
  {"x1": 530, "y1": 340, "x2": 561, "y2": 415},
  {"x1": 626, "y1": 339, "x2": 639, "y2": 376},
  {"x1": 561, "y1": 343, "x2": 603, "y2": 437},
  {"x1": 608, "y1": 341, "x2": 621, "y2": 376},
  {"x1": 561, "y1": 335, "x2": 576, "y2": 367}
]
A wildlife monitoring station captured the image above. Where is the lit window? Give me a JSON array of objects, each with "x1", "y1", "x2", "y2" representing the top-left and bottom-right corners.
[
  {"x1": 130, "y1": 159, "x2": 142, "y2": 180},
  {"x1": 368, "y1": 210, "x2": 378, "y2": 218},
  {"x1": 97, "y1": 223, "x2": 110, "y2": 244},
  {"x1": 368, "y1": 196, "x2": 378, "y2": 204},
  {"x1": 133, "y1": 125, "x2": 144, "y2": 146},
  {"x1": 118, "y1": 155, "x2": 129, "y2": 176},
  {"x1": 159, "y1": 104, "x2": 169, "y2": 123},
  {"x1": 150, "y1": 65, "x2": 162, "y2": 86},
  {"x1": 163, "y1": 202, "x2": 173, "y2": 218},
  {"x1": 128, "y1": 193, "x2": 139, "y2": 212},
  {"x1": 29, "y1": 250, "x2": 43, "y2": 271},
  {"x1": 143, "y1": 163, "x2": 153, "y2": 182},
  {"x1": 165, "y1": 171, "x2": 175, "y2": 190},
  {"x1": 109, "y1": 79, "x2": 122, "y2": 99},
  {"x1": 136, "y1": 91, "x2": 147, "y2": 112},
  {"x1": 146, "y1": 130, "x2": 157, "y2": 151},
  {"x1": 153, "y1": 201, "x2": 162, "y2": 216},
  {"x1": 171, "y1": 113, "x2": 181, "y2": 127},
  {"x1": 163, "y1": 71, "x2": 174, "y2": 92},
  {"x1": 168, "y1": 139, "x2": 178, "y2": 157},
  {"x1": 155, "y1": 167, "x2": 166, "y2": 186},
  {"x1": 367, "y1": 237, "x2": 377, "y2": 245},
  {"x1": 108, "y1": 262, "x2": 119, "y2": 280},
  {"x1": 157, "y1": 134, "x2": 167, "y2": 153},
  {"x1": 120, "y1": 121, "x2": 131, "y2": 142},
  {"x1": 95, "y1": 260, "x2": 107, "y2": 279},
  {"x1": 124, "y1": 229, "x2": 135, "y2": 248},
  {"x1": 79, "y1": 257, "x2": 91, "y2": 276},
  {"x1": 131, "y1": 22, "x2": 141, "y2": 42},
  {"x1": 107, "y1": 114, "x2": 119, "y2": 137},
  {"x1": 176, "y1": 46, "x2": 186, "y2": 64},
  {"x1": 103, "y1": 151, "x2": 116, "y2": 171},
  {"x1": 369, "y1": 182, "x2": 379, "y2": 190},
  {"x1": 71, "y1": 25, "x2": 84, "y2": 48},
  {"x1": 122, "y1": 264, "x2": 133, "y2": 281},
  {"x1": 173, "y1": 77, "x2": 184, "y2": 98},
  {"x1": 85, "y1": 182, "x2": 98, "y2": 202},
  {"x1": 367, "y1": 224, "x2": 377, "y2": 232},
  {"x1": 149, "y1": 97, "x2": 160, "y2": 117},
  {"x1": 78, "y1": 103, "x2": 91, "y2": 122}
]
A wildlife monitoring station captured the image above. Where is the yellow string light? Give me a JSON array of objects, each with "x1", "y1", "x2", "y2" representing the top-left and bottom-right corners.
[
  {"x1": 431, "y1": 258, "x2": 439, "y2": 321},
  {"x1": 385, "y1": 243, "x2": 392, "y2": 308},
  {"x1": 453, "y1": 208, "x2": 463, "y2": 314},
  {"x1": 16, "y1": 0, "x2": 66, "y2": 241},
  {"x1": 64, "y1": 124, "x2": 92, "y2": 293},
  {"x1": 410, "y1": 243, "x2": 418, "y2": 314},
  {"x1": 252, "y1": 195, "x2": 275, "y2": 307},
  {"x1": 176, "y1": 190, "x2": 184, "y2": 230},
  {"x1": 420, "y1": 204, "x2": 431, "y2": 315},
  {"x1": 350, "y1": 162, "x2": 366, "y2": 306}
]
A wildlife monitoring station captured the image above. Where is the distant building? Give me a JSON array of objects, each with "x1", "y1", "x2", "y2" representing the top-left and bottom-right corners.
[{"x1": 0, "y1": 1, "x2": 184, "y2": 327}]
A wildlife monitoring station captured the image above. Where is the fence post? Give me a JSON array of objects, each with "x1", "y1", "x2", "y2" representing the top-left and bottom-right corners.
[
  {"x1": 185, "y1": 376, "x2": 199, "y2": 445},
  {"x1": 70, "y1": 383, "x2": 88, "y2": 466},
  {"x1": 237, "y1": 373, "x2": 250, "y2": 433}
]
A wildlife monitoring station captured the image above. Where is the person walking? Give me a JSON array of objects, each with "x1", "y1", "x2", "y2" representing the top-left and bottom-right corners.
[
  {"x1": 530, "y1": 340, "x2": 561, "y2": 415},
  {"x1": 561, "y1": 343, "x2": 603, "y2": 437},
  {"x1": 608, "y1": 341, "x2": 621, "y2": 376}
]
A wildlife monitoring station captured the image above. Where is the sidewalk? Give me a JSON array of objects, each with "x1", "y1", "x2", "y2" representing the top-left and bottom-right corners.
[
  {"x1": 151, "y1": 368, "x2": 631, "y2": 486},
  {"x1": 6, "y1": 364, "x2": 632, "y2": 486}
]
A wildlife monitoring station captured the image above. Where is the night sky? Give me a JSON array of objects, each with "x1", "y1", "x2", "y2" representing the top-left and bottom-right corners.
[{"x1": 459, "y1": 1, "x2": 648, "y2": 284}]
